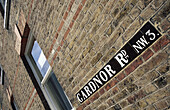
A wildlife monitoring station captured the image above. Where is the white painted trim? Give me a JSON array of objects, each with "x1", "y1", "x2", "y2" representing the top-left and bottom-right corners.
[
  {"x1": 0, "y1": 65, "x2": 3, "y2": 85},
  {"x1": 41, "y1": 66, "x2": 51, "y2": 85},
  {"x1": 41, "y1": 85, "x2": 58, "y2": 110},
  {"x1": 4, "y1": 0, "x2": 9, "y2": 29}
]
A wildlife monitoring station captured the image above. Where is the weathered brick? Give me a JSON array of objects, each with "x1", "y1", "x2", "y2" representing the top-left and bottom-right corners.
[
  {"x1": 160, "y1": 18, "x2": 170, "y2": 33},
  {"x1": 135, "y1": 89, "x2": 146, "y2": 100},
  {"x1": 90, "y1": 53, "x2": 103, "y2": 66},
  {"x1": 90, "y1": 5, "x2": 103, "y2": 24},
  {"x1": 97, "y1": 104, "x2": 109, "y2": 110},
  {"x1": 83, "y1": 0, "x2": 93, "y2": 13},
  {"x1": 105, "y1": 24, "x2": 114, "y2": 36},
  {"x1": 111, "y1": 4, "x2": 120, "y2": 18},
  {"x1": 90, "y1": 100, "x2": 100, "y2": 109},
  {"x1": 136, "y1": 71, "x2": 159, "y2": 87},
  {"x1": 151, "y1": 0, "x2": 170, "y2": 23},
  {"x1": 137, "y1": 99, "x2": 148, "y2": 109},
  {"x1": 111, "y1": 86, "x2": 119, "y2": 95},
  {"x1": 120, "y1": 100, "x2": 129, "y2": 108},
  {"x1": 99, "y1": 92, "x2": 111, "y2": 102},
  {"x1": 127, "y1": 95, "x2": 136, "y2": 104},
  {"x1": 129, "y1": 0, "x2": 138, "y2": 6},
  {"x1": 121, "y1": 15, "x2": 133, "y2": 30},
  {"x1": 146, "y1": 88, "x2": 168, "y2": 105},
  {"x1": 102, "y1": 47, "x2": 117, "y2": 63},
  {"x1": 114, "y1": 89, "x2": 128, "y2": 102},
  {"x1": 101, "y1": 0, "x2": 109, "y2": 6},
  {"x1": 144, "y1": 84, "x2": 157, "y2": 94},
  {"x1": 113, "y1": 104, "x2": 122, "y2": 110},
  {"x1": 118, "y1": 75, "x2": 135, "y2": 90},
  {"x1": 137, "y1": 0, "x2": 152, "y2": 10},
  {"x1": 107, "y1": 98, "x2": 115, "y2": 106},
  {"x1": 166, "y1": 97, "x2": 170, "y2": 105},
  {"x1": 124, "y1": 104, "x2": 139, "y2": 110},
  {"x1": 145, "y1": 105, "x2": 156, "y2": 110},
  {"x1": 127, "y1": 84, "x2": 138, "y2": 93},
  {"x1": 154, "y1": 99, "x2": 168, "y2": 109},
  {"x1": 140, "y1": 5, "x2": 156, "y2": 21},
  {"x1": 133, "y1": 51, "x2": 168, "y2": 79},
  {"x1": 84, "y1": 106, "x2": 91, "y2": 110},
  {"x1": 123, "y1": 17, "x2": 144, "y2": 40},
  {"x1": 156, "y1": 62, "x2": 169, "y2": 75},
  {"x1": 130, "y1": 6, "x2": 141, "y2": 20},
  {"x1": 154, "y1": 76, "x2": 167, "y2": 88}
]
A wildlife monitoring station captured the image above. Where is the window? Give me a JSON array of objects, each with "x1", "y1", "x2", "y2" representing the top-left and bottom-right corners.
[
  {"x1": 25, "y1": 34, "x2": 73, "y2": 110},
  {"x1": 0, "y1": 65, "x2": 4, "y2": 85},
  {"x1": 0, "y1": 0, "x2": 10, "y2": 29}
]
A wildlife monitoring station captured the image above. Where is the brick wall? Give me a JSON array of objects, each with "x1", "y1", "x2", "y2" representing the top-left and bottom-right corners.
[{"x1": 0, "y1": 0, "x2": 169, "y2": 110}]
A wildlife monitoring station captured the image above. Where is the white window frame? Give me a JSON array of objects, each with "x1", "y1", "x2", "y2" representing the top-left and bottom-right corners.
[
  {"x1": 0, "y1": 64, "x2": 4, "y2": 85},
  {"x1": 0, "y1": 0, "x2": 10, "y2": 29},
  {"x1": 24, "y1": 32, "x2": 73, "y2": 110}
]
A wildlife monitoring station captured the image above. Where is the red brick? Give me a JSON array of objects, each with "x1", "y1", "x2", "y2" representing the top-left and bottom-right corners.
[
  {"x1": 63, "y1": 11, "x2": 68, "y2": 20},
  {"x1": 110, "y1": 79, "x2": 118, "y2": 88},
  {"x1": 142, "y1": 49, "x2": 154, "y2": 61},
  {"x1": 68, "y1": 0, "x2": 74, "y2": 11},
  {"x1": 76, "y1": 103, "x2": 86, "y2": 110},
  {"x1": 125, "y1": 57, "x2": 143, "y2": 75},
  {"x1": 105, "y1": 79, "x2": 118, "y2": 91},
  {"x1": 60, "y1": 40, "x2": 64, "y2": 46},
  {"x1": 85, "y1": 99, "x2": 91, "y2": 105},
  {"x1": 105, "y1": 83, "x2": 111, "y2": 91},
  {"x1": 69, "y1": 20, "x2": 74, "y2": 29},
  {"x1": 81, "y1": 0, "x2": 86, "y2": 5},
  {"x1": 76, "y1": 106, "x2": 83, "y2": 110},
  {"x1": 78, "y1": 4, "x2": 83, "y2": 10},
  {"x1": 54, "y1": 32, "x2": 58, "y2": 39},
  {"x1": 64, "y1": 28, "x2": 70, "y2": 40},
  {"x1": 99, "y1": 88, "x2": 105, "y2": 95},
  {"x1": 50, "y1": 59, "x2": 54, "y2": 66},
  {"x1": 116, "y1": 72, "x2": 126, "y2": 81},
  {"x1": 73, "y1": 6, "x2": 81, "y2": 20},
  {"x1": 90, "y1": 92, "x2": 99, "y2": 102},
  {"x1": 57, "y1": 46, "x2": 61, "y2": 51},
  {"x1": 57, "y1": 20, "x2": 64, "y2": 32},
  {"x1": 152, "y1": 35, "x2": 170, "y2": 52}
]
